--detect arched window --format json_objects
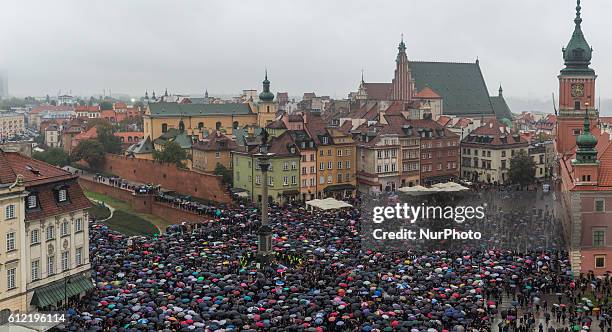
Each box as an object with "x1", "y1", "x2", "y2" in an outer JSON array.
[
  {"x1": 161, "y1": 123, "x2": 168, "y2": 133},
  {"x1": 233, "y1": 121, "x2": 239, "y2": 130},
  {"x1": 198, "y1": 122, "x2": 204, "y2": 130},
  {"x1": 179, "y1": 121, "x2": 185, "y2": 131},
  {"x1": 216, "y1": 121, "x2": 222, "y2": 130}
]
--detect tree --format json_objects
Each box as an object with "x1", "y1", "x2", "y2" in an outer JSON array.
[
  {"x1": 153, "y1": 141, "x2": 187, "y2": 167},
  {"x1": 96, "y1": 121, "x2": 122, "y2": 154},
  {"x1": 72, "y1": 140, "x2": 105, "y2": 169},
  {"x1": 508, "y1": 150, "x2": 536, "y2": 187},
  {"x1": 99, "y1": 101, "x2": 113, "y2": 110},
  {"x1": 214, "y1": 162, "x2": 233, "y2": 185},
  {"x1": 32, "y1": 148, "x2": 71, "y2": 167}
]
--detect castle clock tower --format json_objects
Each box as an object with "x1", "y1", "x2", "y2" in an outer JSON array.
[{"x1": 556, "y1": 0, "x2": 598, "y2": 155}]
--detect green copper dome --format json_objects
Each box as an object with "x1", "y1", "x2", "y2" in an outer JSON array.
[
  {"x1": 258, "y1": 71, "x2": 274, "y2": 102},
  {"x1": 562, "y1": 0, "x2": 594, "y2": 74},
  {"x1": 574, "y1": 109, "x2": 598, "y2": 164},
  {"x1": 576, "y1": 128, "x2": 597, "y2": 149}
]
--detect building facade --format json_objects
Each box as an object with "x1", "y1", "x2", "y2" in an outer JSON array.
[
  {"x1": 192, "y1": 131, "x2": 237, "y2": 173},
  {"x1": 460, "y1": 120, "x2": 529, "y2": 184},
  {"x1": 0, "y1": 112, "x2": 26, "y2": 137},
  {"x1": 414, "y1": 119, "x2": 460, "y2": 185},
  {"x1": 232, "y1": 131, "x2": 301, "y2": 204},
  {"x1": 0, "y1": 150, "x2": 92, "y2": 314}
]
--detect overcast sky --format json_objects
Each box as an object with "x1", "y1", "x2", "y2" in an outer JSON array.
[{"x1": 1, "y1": 0, "x2": 611, "y2": 103}]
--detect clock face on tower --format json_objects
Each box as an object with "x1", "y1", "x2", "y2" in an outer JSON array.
[{"x1": 571, "y1": 83, "x2": 585, "y2": 97}]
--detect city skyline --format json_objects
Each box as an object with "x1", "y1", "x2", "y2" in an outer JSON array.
[{"x1": 2, "y1": 0, "x2": 612, "y2": 108}]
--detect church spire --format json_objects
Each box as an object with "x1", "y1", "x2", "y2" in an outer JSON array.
[
  {"x1": 562, "y1": 0, "x2": 593, "y2": 73},
  {"x1": 259, "y1": 70, "x2": 274, "y2": 102},
  {"x1": 390, "y1": 36, "x2": 413, "y2": 101},
  {"x1": 498, "y1": 85, "x2": 503, "y2": 97}
]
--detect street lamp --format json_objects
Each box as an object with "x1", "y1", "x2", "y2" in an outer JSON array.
[
  {"x1": 254, "y1": 129, "x2": 275, "y2": 262},
  {"x1": 63, "y1": 273, "x2": 72, "y2": 310}
]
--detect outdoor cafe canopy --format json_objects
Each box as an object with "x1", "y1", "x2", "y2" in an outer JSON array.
[
  {"x1": 398, "y1": 182, "x2": 469, "y2": 195},
  {"x1": 305, "y1": 197, "x2": 353, "y2": 211}
]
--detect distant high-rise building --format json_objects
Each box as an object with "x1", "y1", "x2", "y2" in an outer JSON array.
[{"x1": 0, "y1": 69, "x2": 8, "y2": 99}]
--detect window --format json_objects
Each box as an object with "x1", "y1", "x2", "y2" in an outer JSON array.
[
  {"x1": 322, "y1": 137, "x2": 329, "y2": 144},
  {"x1": 327, "y1": 175, "x2": 332, "y2": 184},
  {"x1": 319, "y1": 162, "x2": 324, "y2": 171},
  {"x1": 328, "y1": 162, "x2": 333, "y2": 169},
  {"x1": 384, "y1": 164, "x2": 389, "y2": 172},
  {"x1": 215, "y1": 121, "x2": 222, "y2": 130},
  {"x1": 47, "y1": 256, "x2": 55, "y2": 276},
  {"x1": 337, "y1": 173, "x2": 342, "y2": 182},
  {"x1": 345, "y1": 160, "x2": 351, "y2": 169},
  {"x1": 32, "y1": 260, "x2": 40, "y2": 281},
  {"x1": 338, "y1": 161, "x2": 343, "y2": 169},
  {"x1": 31, "y1": 229, "x2": 40, "y2": 244},
  {"x1": 327, "y1": 149, "x2": 332, "y2": 156},
  {"x1": 283, "y1": 162, "x2": 289, "y2": 171},
  {"x1": 302, "y1": 179, "x2": 307, "y2": 187},
  {"x1": 215, "y1": 151, "x2": 221, "y2": 158},
  {"x1": 310, "y1": 154, "x2": 315, "y2": 161},
  {"x1": 501, "y1": 151, "x2": 506, "y2": 157},
  {"x1": 310, "y1": 178, "x2": 315, "y2": 186},
  {"x1": 61, "y1": 221, "x2": 69, "y2": 236},
  {"x1": 377, "y1": 151, "x2": 383, "y2": 159},
  {"x1": 593, "y1": 228, "x2": 606, "y2": 247},
  {"x1": 595, "y1": 255, "x2": 606, "y2": 269},
  {"x1": 7, "y1": 268, "x2": 16, "y2": 290},
  {"x1": 302, "y1": 167, "x2": 307, "y2": 175},
  {"x1": 6, "y1": 232, "x2": 15, "y2": 251},
  {"x1": 255, "y1": 175, "x2": 262, "y2": 185},
  {"x1": 58, "y1": 189, "x2": 67, "y2": 202},
  {"x1": 595, "y1": 199, "x2": 605, "y2": 212},
  {"x1": 161, "y1": 123, "x2": 168, "y2": 133},
  {"x1": 62, "y1": 251, "x2": 69, "y2": 271},
  {"x1": 337, "y1": 150, "x2": 342, "y2": 156},
  {"x1": 501, "y1": 160, "x2": 507, "y2": 169},
  {"x1": 384, "y1": 150, "x2": 389, "y2": 158},
  {"x1": 391, "y1": 150, "x2": 396, "y2": 158},
  {"x1": 75, "y1": 247, "x2": 83, "y2": 266},
  {"x1": 75, "y1": 218, "x2": 83, "y2": 232},
  {"x1": 377, "y1": 165, "x2": 382, "y2": 173},
  {"x1": 310, "y1": 166, "x2": 315, "y2": 173},
  {"x1": 319, "y1": 150, "x2": 323, "y2": 156},
  {"x1": 391, "y1": 163, "x2": 396, "y2": 172},
  {"x1": 573, "y1": 129, "x2": 581, "y2": 136},
  {"x1": 437, "y1": 163, "x2": 442, "y2": 171},
  {"x1": 291, "y1": 162, "x2": 297, "y2": 170},
  {"x1": 47, "y1": 226, "x2": 55, "y2": 240},
  {"x1": 283, "y1": 176, "x2": 289, "y2": 186},
  {"x1": 5, "y1": 205, "x2": 15, "y2": 220},
  {"x1": 319, "y1": 176, "x2": 325, "y2": 184},
  {"x1": 345, "y1": 149, "x2": 351, "y2": 156},
  {"x1": 574, "y1": 100, "x2": 581, "y2": 110},
  {"x1": 345, "y1": 173, "x2": 350, "y2": 181},
  {"x1": 291, "y1": 176, "x2": 297, "y2": 185},
  {"x1": 27, "y1": 195, "x2": 37, "y2": 209},
  {"x1": 268, "y1": 177, "x2": 274, "y2": 187}
]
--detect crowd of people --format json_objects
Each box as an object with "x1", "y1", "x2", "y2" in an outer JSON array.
[{"x1": 54, "y1": 187, "x2": 612, "y2": 332}]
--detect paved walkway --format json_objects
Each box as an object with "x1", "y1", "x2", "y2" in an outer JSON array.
[{"x1": 492, "y1": 294, "x2": 604, "y2": 331}]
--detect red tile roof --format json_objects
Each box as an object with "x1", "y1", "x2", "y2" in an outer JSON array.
[
  {"x1": 363, "y1": 83, "x2": 392, "y2": 100},
  {"x1": 437, "y1": 116, "x2": 452, "y2": 127},
  {"x1": 0, "y1": 150, "x2": 18, "y2": 185},
  {"x1": 462, "y1": 119, "x2": 526, "y2": 146},
  {"x1": 192, "y1": 131, "x2": 237, "y2": 151},
  {"x1": 414, "y1": 86, "x2": 442, "y2": 99},
  {"x1": 2, "y1": 152, "x2": 91, "y2": 219}
]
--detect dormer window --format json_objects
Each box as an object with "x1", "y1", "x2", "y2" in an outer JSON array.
[
  {"x1": 58, "y1": 189, "x2": 68, "y2": 202},
  {"x1": 322, "y1": 137, "x2": 329, "y2": 144},
  {"x1": 27, "y1": 195, "x2": 38, "y2": 209}
]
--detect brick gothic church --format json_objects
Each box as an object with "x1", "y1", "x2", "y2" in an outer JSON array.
[{"x1": 556, "y1": 0, "x2": 612, "y2": 274}]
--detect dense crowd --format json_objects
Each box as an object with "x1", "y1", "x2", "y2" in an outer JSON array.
[{"x1": 56, "y1": 192, "x2": 611, "y2": 331}]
